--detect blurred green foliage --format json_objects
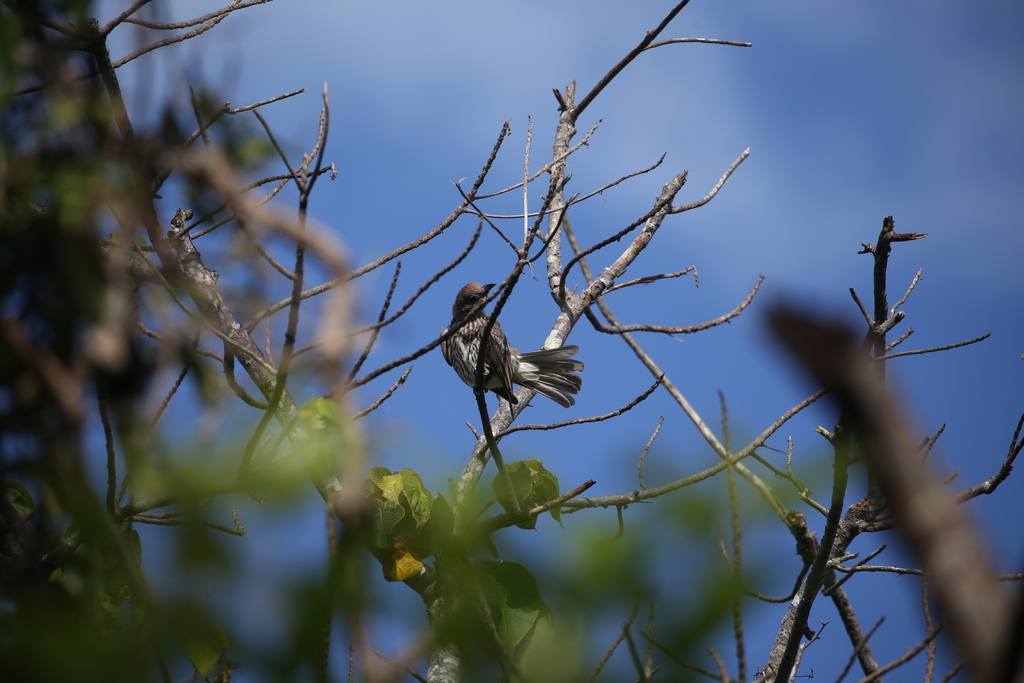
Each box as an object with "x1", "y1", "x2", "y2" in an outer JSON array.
[{"x1": 0, "y1": 2, "x2": 786, "y2": 682}]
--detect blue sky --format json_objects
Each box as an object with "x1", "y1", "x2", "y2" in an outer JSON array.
[{"x1": 92, "y1": 0, "x2": 1024, "y2": 680}]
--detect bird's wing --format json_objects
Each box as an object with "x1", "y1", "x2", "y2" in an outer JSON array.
[
  {"x1": 486, "y1": 321, "x2": 516, "y2": 399},
  {"x1": 440, "y1": 327, "x2": 452, "y2": 367}
]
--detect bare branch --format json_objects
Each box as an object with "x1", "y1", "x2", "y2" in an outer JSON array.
[
  {"x1": 851, "y1": 628, "x2": 942, "y2": 683},
  {"x1": 588, "y1": 602, "x2": 642, "y2": 683},
  {"x1": 745, "y1": 560, "x2": 811, "y2": 604},
  {"x1": 645, "y1": 37, "x2": 752, "y2": 50},
  {"x1": 474, "y1": 151, "x2": 661, "y2": 214},
  {"x1": 638, "y1": 417, "x2": 664, "y2": 490},
  {"x1": 850, "y1": 287, "x2": 874, "y2": 327},
  {"x1": 244, "y1": 121, "x2": 511, "y2": 331},
  {"x1": 118, "y1": 0, "x2": 271, "y2": 32},
  {"x1": 110, "y1": 3, "x2": 252, "y2": 70},
  {"x1": 641, "y1": 631, "x2": 722, "y2": 681},
  {"x1": 922, "y1": 580, "x2": 938, "y2": 683},
  {"x1": 875, "y1": 333, "x2": 990, "y2": 361},
  {"x1": 474, "y1": 120, "x2": 605, "y2": 201},
  {"x1": 834, "y1": 617, "x2": 885, "y2": 683},
  {"x1": 669, "y1": 148, "x2": 750, "y2": 213},
  {"x1": 938, "y1": 661, "x2": 966, "y2": 683},
  {"x1": 603, "y1": 267, "x2": 697, "y2": 295},
  {"x1": 723, "y1": 390, "x2": 748, "y2": 683},
  {"x1": 347, "y1": 262, "x2": 402, "y2": 383},
  {"x1": 956, "y1": 414, "x2": 1023, "y2": 502},
  {"x1": 131, "y1": 511, "x2": 245, "y2": 536},
  {"x1": 891, "y1": 268, "x2": 923, "y2": 312},
  {"x1": 354, "y1": 366, "x2": 413, "y2": 420},
  {"x1": 884, "y1": 327, "x2": 914, "y2": 351},
  {"x1": 590, "y1": 276, "x2": 762, "y2": 335},
  {"x1": 561, "y1": 181, "x2": 682, "y2": 292},
  {"x1": 351, "y1": 222, "x2": 483, "y2": 337},
  {"x1": 769, "y1": 307, "x2": 1007, "y2": 683},
  {"x1": 573, "y1": 0, "x2": 695, "y2": 118},
  {"x1": 497, "y1": 377, "x2": 662, "y2": 436},
  {"x1": 2, "y1": 317, "x2": 86, "y2": 424},
  {"x1": 373, "y1": 651, "x2": 428, "y2": 683},
  {"x1": 825, "y1": 545, "x2": 888, "y2": 593},
  {"x1": 135, "y1": 318, "x2": 223, "y2": 362}
]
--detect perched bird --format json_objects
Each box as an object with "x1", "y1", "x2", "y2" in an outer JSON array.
[{"x1": 441, "y1": 282, "x2": 583, "y2": 408}]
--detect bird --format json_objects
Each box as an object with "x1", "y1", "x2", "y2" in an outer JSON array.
[{"x1": 441, "y1": 282, "x2": 583, "y2": 408}]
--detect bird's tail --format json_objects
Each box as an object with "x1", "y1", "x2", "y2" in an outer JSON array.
[{"x1": 515, "y1": 345, "x2": 584, "y2": 408}]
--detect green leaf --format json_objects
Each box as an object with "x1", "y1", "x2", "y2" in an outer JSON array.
[
  {"x1": 103, "y1": 527, "x2": 142, "y2": 605},
  {"x1": 492, "y1": 464, "x2": 528, "y2": 517},
  {"x1": 399, "y1": 467, "x2": 425, "y2": 489},
  {"x1": 369, "y1": 498, "x2": 405, "y2": 548},
  {"x1": 411, "y1": 494, "x2": 454, "y2": 557},
  {"x1": 365, "y1": 467, "x2": 393, "y2": 490},
  {"x1": 98, "y1": 593, "x2": 124, "y2": 631},
  {"x1": 375, "y1": 473, "x2": 404, "y2": 503},
  {"x1": 493, "y1": 460, "x2": 561, "y2": 528},
  {"x1": 482, "y1": 561, "x2": 542, "y2": 607},
  {"x1": 293, "y1": 398, "x2": 346, "y2": 481},
  {"x1": 400, "y1": 468, "x2": 432, "y2": 529},
  {"x1": 185, "y1": 624, "x2": 228, "y2": 678},
  {"x1": 299, "y1": 396, "x2": 344, "y2": 431},
  {"x1": 481, "y1": 561, "x2": 548, "y2": 650},
  {"x1": 515, "y1": 606, "x2": 557, "y2": 666},
  {"x1": 537, "y1": 468, "x2": 561, "y2": 524},
  {"x1": 500, "y1": 603, "x2": 540, "y2": 650},
  {"x1": 537, "y1": 468, "x2": 559, "y2": 502},
  {"x1": 481, "y1": 534, "x2": 499, "y2": 558},
  {"x1": 2, "y1": 479, "x2": 34, "y2": 518},
  {"x1": 480, "y1": 573, "x2": 508, "y2": 623}
]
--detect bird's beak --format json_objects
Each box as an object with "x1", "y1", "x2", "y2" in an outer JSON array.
[{"x1": 483, "y1": 283, "x2": 496, "y2": 293}]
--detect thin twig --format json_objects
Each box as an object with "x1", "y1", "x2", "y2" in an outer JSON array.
[
  {"x1": 641, "y1": 631, "x2": 722, "y2": 680},
  {"x1": 834, "y1": 617, "x2": 885, "y2": 683},
  {"x1": 99, "y1": 385, "x2": 117, "y2": 512},
  {"x1": 874, "y1": 334, "x2": 990, "y2": 361},
  {"x1": 937, "y1": 661, "x2": 966, "y2": 683},
  {"x1": 475, "y1": 480, "x2": 597, "y2": 538},
  {"x1": 149, "y1": 364, "x2": 190, "y2": 431},
  {"x1": 824, "y1": 545, "x2": 888, "y2": 595},
  {"x1": 130, "y1": 513, "x2": 245, "y2": 536},
  {"x1": 243, "y1": 122, "x2": 510, "y2": 332},
  {"x1": 590, "y1": 277, "x2": 762, "y2": 335},
  {"x1": 498, "y1": 378, "x2": 662, "y2": 436},
  {"x1": 720, "y1": 391, "x2": 747, "y2": 683},
  {"x1": 117, "y1": 0, "x2": 269, "y2": 31},
  {"x1": 884, "y1": 328, "x2": 914, "y2": 351},
  {"x1": 573, "y1": 0, "x2": 695, "y2": 117},
  {"x1": 588, "y1": 602, "x2": 640, "y2": 683},
  {"x1": 373, "y1": 651, "x2": 427, "y2": 683},
  {"x1": 346, "y1": 262, "x2": 402, "y2": 382},
  {"x1": 922, "y1": 580, "x2": 937, "y2": 683},
  {"x1": 354, "y1": 367, "x2": 413, "y2": 420},
  {"x1": 957, "y1": 412, "x2": 1024, "y2": 501},
  {"x1": 744, "y1": 559, "x2": 811, "y2": 604},
  {"x1": 645, "y1": 37, "x2": 752, "y2": 49},
  {"x1": 638, "y1": 417, "x2": 664, "y2": 490},
  {"x1": 603, "y1": 267, "x2": 697, "y2": 295},
  {"x1": 850, "y1": 627, "x2": 942, "y2": 683},
  {"x1": 891, "y1": 268, "x2": 923, "y2": 312},
  {"x1": 669, "y1": 148, "x2": 750, "y2": 213}
]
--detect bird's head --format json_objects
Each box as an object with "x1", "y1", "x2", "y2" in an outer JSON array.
[{"x1": 452, "y1": 282, "x2": 495, "y2": 318}]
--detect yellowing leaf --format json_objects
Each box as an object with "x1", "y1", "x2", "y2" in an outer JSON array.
[{"x1": 383, "y1": 545, "x2": 424, "y2": 582}]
